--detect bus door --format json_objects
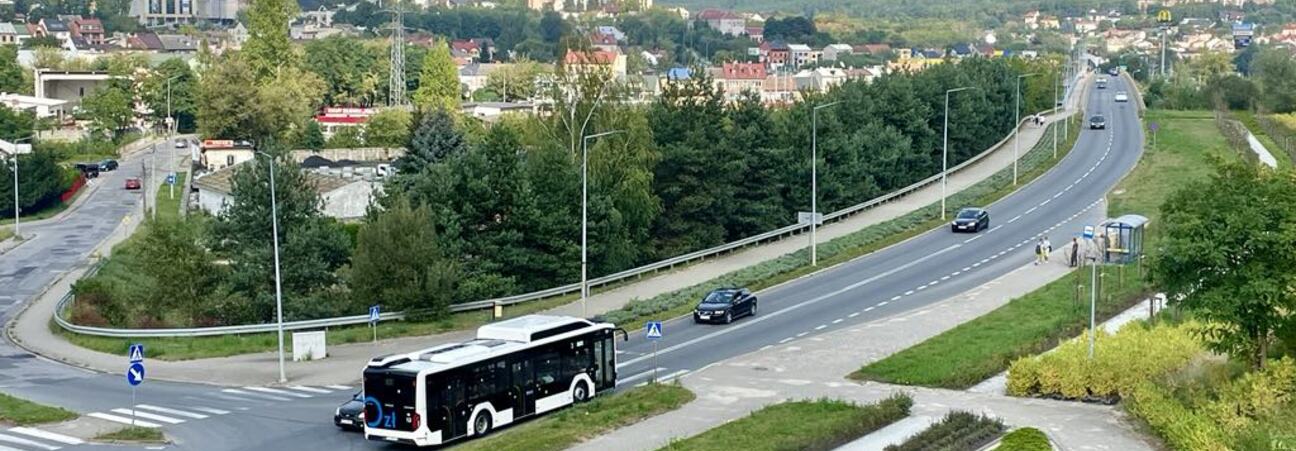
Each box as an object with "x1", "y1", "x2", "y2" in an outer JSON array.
[
  {"x1": 425, "y1": 374, "x2": 450, "y2": 438},
  {"x1": 437, "y1": 377, "x2": 468, "y2": 439},
  {"x1": 594, "y1": 334, "x2": 616, "y2": 389},
  {"x1": 510, "y1": 359, "x2": 534, "y2": 417}
]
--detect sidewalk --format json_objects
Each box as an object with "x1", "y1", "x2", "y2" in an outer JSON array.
[
  {"x1": 569, "y1": 244, "x2": 1157, "y2": 451},
  {"x1": 10, "y1": 79, "x2": 1094, "y2": 387}
]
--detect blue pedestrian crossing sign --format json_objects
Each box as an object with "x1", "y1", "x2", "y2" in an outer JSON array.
[
  {"x1": 126, "y1": 362, "x2": 145, "y2": 386},
  {"x1": 128, "y1": 344, "x2": 145, "y2": 363},
  {"x1": 166, "y1": 173, "x2": 176, "y2": 185},
  {"x1": 369, "y1": 305, "x2": 381, "y2": 324},
  {"x1": 645, "y1": 321, "x2": 663, "y2": 340}
]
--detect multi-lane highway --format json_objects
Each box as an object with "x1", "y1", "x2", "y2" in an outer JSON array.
[{"x1": 0, "y1": 72, "x2": 1142, "y2": 450}]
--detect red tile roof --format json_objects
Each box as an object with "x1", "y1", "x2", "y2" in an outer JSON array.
[
  {"x1": 564, "y1": 50, "x2": 617, "y2": 65},
  {"x1": 698, "y1": 9, "x2": 741, "y2": 21},
  {"x1": 721, "y1": 62, "x2": 766, "y2": 80}
]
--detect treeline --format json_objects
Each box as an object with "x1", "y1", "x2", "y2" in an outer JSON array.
[{"x1": 1114, "y1": 46, "x2": 1296, "y2": 114}]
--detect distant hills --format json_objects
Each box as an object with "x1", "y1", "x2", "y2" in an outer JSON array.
[{"x1": 659, "y1": 0, "x2": 1138, "y2": 21}]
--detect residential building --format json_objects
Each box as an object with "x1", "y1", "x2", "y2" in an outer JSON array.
[
  {"x1": 33, "y1": 70, "x2": 121, "y2": 112},
  {"x1": 888, "y1": 48, "x2": 945, "y2": 72},
  {"x1": 0, "y1": 23, "x2": 18, "y2": 45},
  {"x1": 745, "y1": 26, "x2": 764, "y2": 43},
  {"x1": 195, "y1": 162, "x2": 378, "y2": 219},
  {"x1": 562, "y1": 50, "x2": 627, "y2": 80},
  {"x1": 787, "y1": 44, "x2": 818, "y2": 67},
  {"x1": 596, "y1": 26, "x2": 625, "y2": 41},
  {"x1": 761, "y1": 74, "x2": 798, "y2": 105},
  {"x1": 590, "y1": 32, "x2": 619, "y2": 53},
  {"x1": 158, "y1": 34, "x2": 199, "y2": 52},
  {"x1": 759, "y1": 40, "x2": 790, "y2": 69},
  {"x1": 822, "y1": 43, "x2": 854, "y2": 61},
  {"x1": 794, "y1": 67, "x2": 849, "y2": 92},
  {"x1": 461, "y1": 101, "x2": 539, "y2": 122},
  {"x1": 451, "y1": 39, "x2": 481, "y2": 61},
  {"x1": 855, "y1": 43, "x2": 892, "y2": 56},
  {"x1": 712, "y1": 62, "x2": 765, "y2": 100},
  {"x1": 0, "y1": 93, "x2": 68, "y2": 119},
  {"x1": 69, "y1": 17, "x2": 105, "y2": 46},
  {"x1": 129, "y1": 0, "x2": 242, "y2": 26},
  {"x1": 39, "y1": 18, "x2": 71, "y2": 41},
  {"x1": 314, "y1": 107, "x2": 377, "y2": 139},
  {"x1": 198, "y1": 139, "x2": 255, "y2": 172},
  {"x1": 458, "y1": 63, "x2": 508, "y2": 97},
  {"x1": 697, "y1": 9, "x2": 745, "y2": 36}
]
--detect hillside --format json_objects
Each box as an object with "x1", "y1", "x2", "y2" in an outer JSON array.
[{"x1": 659, "y1": 0, "x2": 1135, "y2": 21}]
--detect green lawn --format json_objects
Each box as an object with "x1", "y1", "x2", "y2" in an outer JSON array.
[
  {"x1": 93, "y1": 426, "x2": 165, "y2": 443},
  {"x1": 0, "y1": 227, "x2": 12, "y2": 243},
  {"x1": 659, "y1": 395, "x2": 912, "y2": 451},
  {"x1": 154, "y1": 173, "x2": 187, "y2": 221},
  {"x1": 453, "y1": 383, "x2": 694, "y2": 451},
  {"x1": 854, "y1": 109, "x2": 1239, "y2": 389},
  {"x1": 0, "y1": 393, "x2": 78, "y2": 425}
]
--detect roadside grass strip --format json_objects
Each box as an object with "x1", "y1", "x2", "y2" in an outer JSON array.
[
  {"x1": 93, "y1": 426, "x2": 166, "y2": 443},
  {"x1": 850, "y1": 264, "x2": 1146, "y2": 389},
  {"x1": 0, "y1": 393, "x2": 78, "y2": 426},
  {"x1": 882, "y1": 410, "x2": 1005, "y2": 451},
  {"x1": 995, "y1": 427, "x2": 1052, "y2": 451},
  {"x1": 659, "y1": 394, "x2": 912, "y2": 451},
  {"x1": 452, "y1": 383, "x2": 694, "y2": 451}
]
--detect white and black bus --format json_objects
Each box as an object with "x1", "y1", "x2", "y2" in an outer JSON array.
[{"x1": 362, "y1": 315, "x2": 625, "y2": 447}]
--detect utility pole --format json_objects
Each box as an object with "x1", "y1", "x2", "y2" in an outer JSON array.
[
  {"x1": 580, "y1": 130, "x2": 623, "y2": 318},
  {"x1": 1053, "y1": 70, "x2": 1060, "y2": 158},
  {"x1": 256, "y1": 151, "x2": 287, "y2": 383},
  {"x1": 1088, "y1": 257, "x2": 1098, "y2": 359},
  {"x1": 942, "y1": 87, "x2": 974, "y2": 220},
  {"x1": 1013, "y1": 73, "x2": 1039, "y2": 185}
]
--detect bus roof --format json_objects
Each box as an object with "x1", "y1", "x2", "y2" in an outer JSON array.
[{"x1": 366, "y1": 315, "x2": 604, "y2": 375}]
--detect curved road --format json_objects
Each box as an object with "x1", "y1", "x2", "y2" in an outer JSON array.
[{"x1": 0, "y1": 74, "x2": 1140, "y2": 450}]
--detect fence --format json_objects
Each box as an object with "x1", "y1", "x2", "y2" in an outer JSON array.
[
  {"x1": 1214, "y1": 110, "x2": 1258, "y2": 164},
  {"x1": 1256, "y1": 114, "x2": 1296, "y2": 165},
  {"x1": 56, "y1": 78, "x2": 1091, "y2": 338}
]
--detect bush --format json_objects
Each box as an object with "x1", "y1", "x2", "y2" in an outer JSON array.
[
  {"x1": 996, "y1": 427, "x2": 1052, "y2": 451},
  {"x1": 884, "y1": 411, "x2": 1004, "y2": 451},
  {"x1": 1200, "y1": 357, "x2": 1296, "y2": 432},
  {"x1": 1125, "y1": 381, "x2": 1230, "y2": 451},
  {"x1": 1006, "y1": 321, "x2": 1204, "y2": 401}
]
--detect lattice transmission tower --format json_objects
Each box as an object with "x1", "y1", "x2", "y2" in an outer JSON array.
[{"x1": 386, "y1": 5, "x2": 408, "y2": 108}]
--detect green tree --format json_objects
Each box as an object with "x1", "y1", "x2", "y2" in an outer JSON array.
[
  {"x1": 140, "y1": 58, "x2": 198, "y2": 133},
  {"x1": 396, "y1": 108, "x2": 466, "y2": 172},
  {"x1": 243, "y1": 0, "x2": 300, "y2": 80},
  {"x1": 1150, "y1": 163, "x2": 1296, "y2": 369},
  {"x1": 485, "y1": 59, "x2": 542, "y2": 101},
  {"x1": 325, "y1": 125, "x2": 363, "y2": 149},
  {"x1": 0, "y1": 151, "x2": 66, "y2": 218},
  {"x1": 301, "y1": 120, "x2": 325, "y2": 151},
  {"x1": 197, "y1": 55, "x2": 259, "y2": 139},
  {"x1": 80, "y1": 79, "x2": 134, "y2": 140},
  {"x1": 412, "y1": 40, "x2": 461, "y2": 112},
  {"x1": 1252, "y1": 47, "x2": 1296, "y2": 114},
  {"x1": 350, "y1": 199, "x2": 458, "y2": 317},
  {"x1": 131, "y1": 218, "x2": 218, "y2": 325},
  {"x1": 210, "y1": 151, "x2": 351, "y2": 323},
  {"x1": 252, "y1": 66, "x2": 327, "y2": 144},
  {"x1": 363, "y1": 108, "x2": 412, "y2": 148},
  {"x1": 304, "y1": 36, "x2": 384, "y2": 106},
  {"x1": 0, "y1": 45, "x2": 25, "y2": 94},
  {"x1": 0, "y1": 105, "x2": 34, "y2": 141}
]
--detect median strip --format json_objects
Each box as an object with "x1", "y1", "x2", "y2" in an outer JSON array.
[{"x1": 657, "y1": 394, "x2": 911, "y2": 451}]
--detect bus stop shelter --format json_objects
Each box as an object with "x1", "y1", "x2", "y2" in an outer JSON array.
[{"x1": 1100, "y1": 214, "x2": 1148, "y2": 264}]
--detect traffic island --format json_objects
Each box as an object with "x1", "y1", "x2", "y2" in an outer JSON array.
[
  {"x1": 657, "y1": 395, "x2": 911, "y2": 451},
  {"x1": 0, "y1": 392, "x2": 78, "y2": 425},
  {"x1": 93, "y1": 426, "x2": 167, "y2": 444}
]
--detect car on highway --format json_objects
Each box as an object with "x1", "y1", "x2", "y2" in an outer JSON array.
[
  {"x1": 694, "y1": 288, "x2": 757, "y2": 324},
  {"x1": 1108, "y1": 67, "x2": 1120, "y2": 76},
  {"x1": 125, "y1": 178, "x2": 142, "y2": 190},
  {"x1": 175, "y1": 139, "x2": 187, "y2": 148},
  {"x1": 1089, "y1": 114, "x2": 1106, "y2": 129},
  {"x1": 334, "y1": 392, "x2": 364, "y2": 431},
  {"x1": 98, "y1": 159, "x2": 118, "y2": 171},
  {"x1": 1096, "y1": 77, "x2": 1107, "y2": 89},
  {"x1": 950, "y1": 207, "x2": 990, "y2": 233},
  {"x1": 1115, "y1": 92, "x2": 1129, "y2": 102}
]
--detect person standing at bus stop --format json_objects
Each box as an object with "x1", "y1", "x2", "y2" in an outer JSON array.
[{"x1": 1069, "y1": 237, "x2": 1080, "y2": 267}]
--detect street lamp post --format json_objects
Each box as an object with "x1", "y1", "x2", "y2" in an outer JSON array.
[
  {"x1": 1054, "y1": 70, "x2": 1060, "y2": 159},
  {"x1": 810, "y1": 101, "x2": 842, "y2": 267},
  {"x1": 6, "y1": 136, "x2": 33, "y2": 238},
  {"x1": 942, "y1": 87, "x2": 974, "y2": 221},
  {"x1": 580, "y1": 130, "x2": 623, "y2": 318},
  {"x1": 256, "y1": 151, "x2": 287, "y2": 383},
  {"x1": 1013, "y1": 72, "x2": 1040, "y2": 185},
  {"x1": 166, "y1": 75, "x2": 180, "y2": 201}
]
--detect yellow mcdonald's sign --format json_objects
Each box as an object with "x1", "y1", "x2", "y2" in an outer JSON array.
[{"x1": 1157, "y1": 9, "x2": 1172, "y2": 23}]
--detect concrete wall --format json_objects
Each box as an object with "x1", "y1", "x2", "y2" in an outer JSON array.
[
  {"x1": 202, "y1": 149, "x2": 254, "y2": 171},
  {"x1": 37, "y1": 77, "x2": 112, "y2": 111},
  {"x1": 196, "y1": 188, "x2": 230, "y2": 215},
  {"x1": 321, "y1": 181, "x2": 379, "y2": 219},
  {"x1": 290, "y1": 148, "x2": 405, "y2": 163}
]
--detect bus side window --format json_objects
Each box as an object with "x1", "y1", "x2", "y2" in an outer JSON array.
[
  {"x1": 511, "y1": 360, "x2": 532, "y2": 387},
  {"x1": 469, "y1": 363, "x2": 497, "y2": 399},
  {"x1": 535, "y1": 352, "x2": 560, "y2": 386},
  {"x1": 563, "y1": 342, "x2": 592, "y2": 378}
]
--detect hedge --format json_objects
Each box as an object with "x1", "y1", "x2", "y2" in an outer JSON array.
[
  {"x1": 996, "y1": 427, "x2": 1052, "y2": 451},
  {"x1": 883, "y1": 410, "x2": 1004, "y2": 451},
  {"x1": 1006, "y1": 321, "x2": 1204, "y2": 401},
  {"x1": 660, "y1": 394, "x2": 913, "y2": 451}
]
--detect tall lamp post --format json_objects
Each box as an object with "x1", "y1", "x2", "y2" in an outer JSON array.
[
  {"x1": 165, "y1": 75, "x2": 181, "y2": 200},
  {"x1": 6, "y1": 136, "x2": 34, "y2": 238},
  {"x1": 1053, "y1": 70, "x2": 1060, "y2": 159},
  {"x1": 255, "y1": 151, "x2": 287, "y2": 383},
  {"x1": 1013, "y1": 72, "x2": 1040, "y2": 185},
  {"x1": 580, "y1": 130, "x2": 623, "y2": 318},
  {"x1": 810, "y1": 100, "x2": 842, "y2": 267},
  {"x1": 942, "y1": 87, "x2": 974, "y2": 220}
]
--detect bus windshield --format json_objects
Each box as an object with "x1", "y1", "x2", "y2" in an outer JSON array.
[{"x1": 363, "y1": 368, "x2": 418, "y2": 431}]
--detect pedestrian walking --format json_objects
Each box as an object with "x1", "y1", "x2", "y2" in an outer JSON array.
[
  {"x1": 1043, "y1": 236, "x2": 1052, "y2": 263},
  {"x1": 1034, "y1": 239, "x2": 1045, "y2": 265},
  {"x1": 1069, "y1": 237, "x2": 1080, "y2": 267}
]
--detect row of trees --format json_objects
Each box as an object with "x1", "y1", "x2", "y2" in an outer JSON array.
[{"x1": 1122, "y1": 46, "x2": 1296, "y2": 114}]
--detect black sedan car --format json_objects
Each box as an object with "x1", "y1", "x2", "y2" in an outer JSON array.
[
  {"x1": 1089, "y1": 114, "x2": 1106, "y2": 130},
  {"x1": 951, "y1": 207, "x2": 990, "y2": 233},
  {"x1": 334, "y1": 392, "x2": 365, "y2": 431},
  {"x1": 694, "y1": 288, "x2": 757, "y2": 324},
  {"x1": 98, "y1": 159, "x2": 118, "y2": 171}
]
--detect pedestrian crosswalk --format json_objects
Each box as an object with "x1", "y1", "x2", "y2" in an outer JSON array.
[{"x1": 0, "y1": 385, "x2": 356, "y2": 450}]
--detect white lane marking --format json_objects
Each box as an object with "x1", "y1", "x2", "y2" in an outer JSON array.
[
  {"x1": 963, "y1": 235, "x2": 983, "y2": 243},
  {"x1": 1025, "y1": 207, "x2": 1038, "y2": 214},
  {"x1": 930, "y1": 280, "x2": 940, "y2": 286},
  {"x1": 916, "y1": 284, "x2": 928, "y2": 291},
  {"x1": 814, "y1": 325, "x2": 827, "y2": 330},
  {"x1": 962, "y1": 266, "x2": 971, "y2": 272},
  {"x1": 134, "y1": 405, "x2": 209, "y2": 419},
  {"x1": 189, "y1": 406, "x2": 231, "y2": 415},
  {"x1": 759, "y1": 345, "x2": 773, "y2": 351},
  {"x1": 0, "y1": 443, "x2": 23, "y2": 451},
  {"x1": 110, "y1": 408, "x2": 185, "y2": 424},
  {"x1": 1053, "y1": 192, "x2": 1063, "y2": 199},
  {"x1": 325, "y1": 385, "x2": 353, "y2": 391},
  {"x1": 890, "y1": 295, "x2": 902, "y2": 301},
  {"x1": 903, "y1": 290, "x2": 914, "y2": 296},
  {"x1": 1007, "y1": 215, "x2": 1021, "y2": 224},
  {"x1": 940, "y1": 275, "x2": 950, "y2": 281},
  {"x1": 0, "y1": 433, "x2": 60, "y2": 450},
  {"x1": 618, "y1": 368, "x2": 666, "y2": 386},
  {"x1": 244, "y1": 387, "x2": 311, "y2": 398},
  {"x1": 796, "y1": 332, "x2": 808, "y2": 337},
  {"x1": 287, "y1": 386, "x2": 333, "y2": 394},
  {"x1": 658, "y1": 370, "x2": 689, "y2": 383},
  {"x1": 952, "y1": 271, "x2": 961, "y2": 276},
  {"x1": 222, "y1": 388, "x2": 290, "y2": 401},
  {"x1": 8, "y1": 428, "x2": 83, "y2": 445},
  {"x1": 832, "y1": 319, "x2": 844, "y2": 324},
  {"x1": 621, "y1": 243, "x2": 965, "y2": 368},
  {"x1": 848, "y1": 312, "x2": 860, "y2": 318},
  {"x1": 988, "y1": 225, "x2": 1003, "y2": 233},
  {"x1": 1040, "y1": 199, "x2": 1051, "y2": 206},
  {"x1": 877, "y1": 301, "x2": 889, "y2": 307},
  {"x1": 779, "y1": 337, "x2": 794, "y2": 344},
  {"x1": 87, "y1": 412, "x2": 161, "y2": 428}
]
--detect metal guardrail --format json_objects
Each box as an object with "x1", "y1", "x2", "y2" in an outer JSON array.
[{"x1": 56, "y1": 85, "x2": 1085, "y2": 338}]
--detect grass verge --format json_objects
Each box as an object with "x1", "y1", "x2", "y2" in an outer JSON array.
[
  {"x1": 660, "y1": 394, "x2": 912, "y2": 451},
  {"x1": 601, "y1": 117, "x2": 1082, "y2": 331},
  {"x1": 60, "y1": 116, "x2": 1079, "y2": 359},
  {"x1": 1237, "y1": 110, "x2": 1291, "y2": 168},
  {"x1": 884, "y1": 410, "x2": 1004, "y2": 451},
  {"x1": 453, "y1": 383, "x2": 694, "y2": 451},
  {"x1": 93, "y1": 426, "x2": 165, "y2": 443},
  {"x1": 0, "y1": 393, "x2": 78, "y2": 425},
  {"x1": 154, "y1": 173, "x2": 187, "y2": 221},
  {"x1": 0, "y1": 227, "x2": 12, "y2": 243}
]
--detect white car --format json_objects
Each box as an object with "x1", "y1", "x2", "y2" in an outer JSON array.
[{"x1": 1115, "y1": 92, "x2": 1129, "y2": 102}]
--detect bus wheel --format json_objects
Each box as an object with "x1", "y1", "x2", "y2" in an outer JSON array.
[
  {"x1": 473, "y1": 411, "x2": 492, "y2": 436},
  {"x1": 573, "y1": 381, "x2": 591, "y2": 403}
]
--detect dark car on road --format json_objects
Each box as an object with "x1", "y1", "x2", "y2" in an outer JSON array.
[
  {"x1": 1089, "y1": 114, "x2": 1106, "y2": 130},
  {"x1": 98, "y1": 159, "x2": 118, "y2": 171},
  {"x1": 694, "y1": 288, "x2": 757, "y2": 324},
  {"x1": 334, "y1": 392, "x2": 364, "y2": 431},
  {"x1": 951, "y1": 207, "x2": 990, "y2": 233},
  {"x1": 74, "y1": 162, "x2": 100, "y2": 178}
]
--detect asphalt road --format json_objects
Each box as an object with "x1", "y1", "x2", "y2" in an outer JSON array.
[{"x1": 0, "y1": 73, "x2": 1141, "y2": 451}]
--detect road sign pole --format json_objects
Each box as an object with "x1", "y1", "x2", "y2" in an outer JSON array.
[
  {"x1": 652, "y1": 340, "x2": 658, "y2": 383},
  {"x1": 131, "y1": 385, "x2": 136, "y2": 427}
]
